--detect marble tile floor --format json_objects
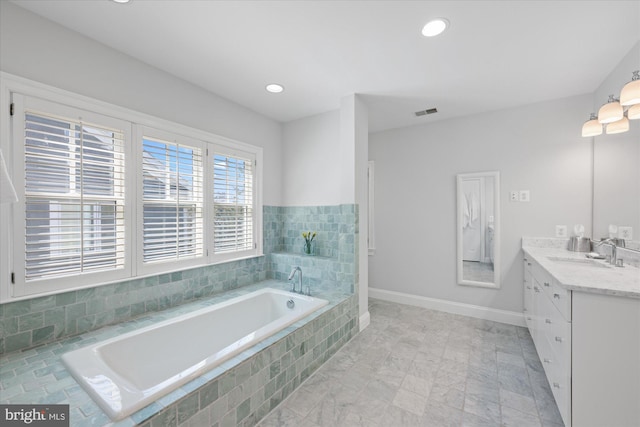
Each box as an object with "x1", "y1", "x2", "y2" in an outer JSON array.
[{"x1": 258, "y1": 298, "x2": 564, "y2": 427}]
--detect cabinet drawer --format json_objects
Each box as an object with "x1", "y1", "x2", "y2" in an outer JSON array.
[
  {"x1": 548, "y1": 280, "x2": 571, "y2": 321},
  {"x1": 547, "y1": 312, "x2": 571, "y2": 361},
  {"x1": 548, "y1": 361, "x2": 571, "y2": 427},
  {"x1": 527, "y1": 258, "x2": 572, "y2": 321},
  {"x1": 530, "y1": 258, "x2": 551, "y2": 285}
]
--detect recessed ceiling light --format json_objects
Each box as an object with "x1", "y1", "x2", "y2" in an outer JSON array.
[
  {"x1": 266, "y1": 83, "x2": 284, "y2": 93},
  {"x1": 111, "y1": 0, "x2": 132, "y2": 3},
  {"x1": 422, "y1": 18, "x2": 449, "y2": 37}
]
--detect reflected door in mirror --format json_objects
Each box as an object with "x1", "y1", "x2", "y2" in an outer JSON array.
[{"x1": 457, "y1": 171, "x2": 500, "y2": 288}]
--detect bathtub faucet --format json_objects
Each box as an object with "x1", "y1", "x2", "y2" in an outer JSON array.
[{"x1": 288, "y1": 266, "x2": 303, "y2": 294}]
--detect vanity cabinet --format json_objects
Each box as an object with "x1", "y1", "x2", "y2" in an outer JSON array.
[
  {"x1": 524, "y1": 250, "x2": 640, "y2": 427},
  {"x1": 572, "y1": 292, "x2": 640, "y2": 427},
  {"x1": 523, "y1": 256, "x2": 571, "y2": 426}
]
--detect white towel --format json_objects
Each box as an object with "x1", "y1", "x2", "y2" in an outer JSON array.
[
  {"x1": 462, "y1": 194, "x2": 470, "y2": 228},
  {"x1": 0, "y1": 149, "x2": 18, "y2": 204},
  {"x1": 469, "y1": 192, "x2": 479, "y2": 223}
]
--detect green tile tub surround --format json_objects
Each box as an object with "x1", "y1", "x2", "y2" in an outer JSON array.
[
  {"x1": 1, "y1": 204, "x2": 358, "y2": 355},
  {"x1": 264, "y1": 205, "x2": 358, "y2": 259},
  {"x1": 0, "y1": 280, "x2": 358, "y2": 427},
  {"x1": 265, "y1": 205, "x2": 358, "y2": 295},
  {"x1": 0, "y1": 255, "x2": 268, "y2": 354}
]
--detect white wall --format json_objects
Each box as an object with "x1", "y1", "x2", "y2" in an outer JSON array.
[
  {"x1": 591, "y1": 42, "x2": 640, "y2": 242},
  {"x1": 369, "y1": 94, "x2": 593, "y2": 313},
  {"x1": 281, "y1": 110, "x2": 341, "y2": 206},
  {"x1": 0, "y1": 1, "x2": 283, "y2": 205},
  {"x1": 281, "y1": 95, "x2": 370, "y2": 324}
]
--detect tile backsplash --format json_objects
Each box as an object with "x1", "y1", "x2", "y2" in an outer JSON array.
[
  {"x1": 0, "y1": 256, "x2": 268, "y2": 354},
  {"x1": 265, "y1": 205, "x2": 358, "y2": 295}
]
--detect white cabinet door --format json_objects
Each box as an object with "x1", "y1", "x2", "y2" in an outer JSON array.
[{"x1": 572, "y1": 292, "x2": 640, "y2": 427}]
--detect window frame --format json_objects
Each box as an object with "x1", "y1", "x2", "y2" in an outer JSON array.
[
  {"x1": 0, "y1": 72, "x2": 263, "y2": 303},
  {"x1": 9, "y1": 94, "x2": 134, "y2": 297},
  {"x1": 209, "y1": 143, "x2": 260, "y2": 264},
  {"x1": 136, "y1": 126, "x2": 208, "y2": 276}
]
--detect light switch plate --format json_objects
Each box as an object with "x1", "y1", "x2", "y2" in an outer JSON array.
[
  {"x1": 618, "y1": 226, "x2": 633, "y2": 240},
  {"x1": 556, "y1": 225, "x2": 567, "y2": 238},
  {"x1": 519, "y1": 190, "x2": 530, "y2": 202},
  {"x1": 510, "y1": 191, "x2": 519, "y2": 202}
]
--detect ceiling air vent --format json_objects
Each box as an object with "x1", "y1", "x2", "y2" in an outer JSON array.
[{"x1": 415, "y1": 108, "x2": 438, "y2": 117}]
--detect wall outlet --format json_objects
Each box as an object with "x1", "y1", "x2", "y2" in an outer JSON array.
[
  {"x1": 510, "y1": 191, "x2": 520, "y2": 202},
  {"x1": 555, "y1": 225, "x2": 568, "y2": 238},
  {"x1": 519, "y1": 190, "x2": 530, "y2": 202},
  {"x1": 618, "y1": 226, "x2": 633, "y2": 240}
]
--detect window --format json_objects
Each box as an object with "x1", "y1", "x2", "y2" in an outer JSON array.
[
  {"x1": 24, "y1": 112, "x2": 126, "y2": 279},
  {"x1": 3, "y1": 78, "x2": 262, "y2": 301},
  {"x1": 141, "y1": 135, "x2": 203, "y2": 264},
  {"x1": 213, "y1": 151, "x2": 255, "y2": 254},
  {"x1": 10, "y1": 95, "x2": 132, "y2": 297}
]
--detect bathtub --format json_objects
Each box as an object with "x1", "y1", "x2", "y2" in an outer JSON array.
[{"x1": 61, "y1": 288, "x2": 328, "y2": 421}]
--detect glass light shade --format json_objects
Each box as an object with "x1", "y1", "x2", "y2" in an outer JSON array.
[
  {"x1": 581, "y1": 116, "x2": 602, "y2": 137},
  {"x1": 598, "y1": 96, "x2": 623, "y2": 124},
  {"x1": 605, "y1": 116, "x2": 629, "y2": 134},
  {"x1": 620, "y1": 71, "x2": 640, "y2": 106},
  {"x1": 628, "y1": 103, "x2": 640, "y2": 120}
]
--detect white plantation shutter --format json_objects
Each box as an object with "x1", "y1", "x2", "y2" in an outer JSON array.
[
  {"x1": 5, "y1": 81, "x2": 262, "y2": 299},
  {"x1": 213, "y1": 152, "x2": 254, "y2": 253},
  {"x1": 23, "y1": 112, "x2": 126, "y2": 281},
  {"x1": 142, "y1": 138, "x2": 203, "y2": 262}
]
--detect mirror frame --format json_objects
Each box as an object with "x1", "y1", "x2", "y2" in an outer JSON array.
[{"x1": 456, "y1": 171, "x2": 501, "y2": 289}]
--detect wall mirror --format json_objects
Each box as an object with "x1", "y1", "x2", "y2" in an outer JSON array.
[
  {"x1": 592, "y1": 125, "x2": 640, "y2": 252},
  {"x1": 456, "y1": 171, "x2": 501, "y2": 288},
  {"x1": 591, "y1": 47, "x2": 639, "y2": 252}
]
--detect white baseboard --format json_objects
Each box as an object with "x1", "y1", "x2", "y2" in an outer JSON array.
[
  {"x1": 359, "y1": 311, "x2": 370, "y2": 331},
  {"x1": 368, "y1": 287, "x2": 525, "y2": 327}
]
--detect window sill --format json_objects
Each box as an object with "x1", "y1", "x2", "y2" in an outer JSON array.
[{"x1": 270, "y1": 251, "x2": 336, "y2": 261}]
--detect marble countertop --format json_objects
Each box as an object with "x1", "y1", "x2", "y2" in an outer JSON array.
[{"x1": 522, "y1": 246, "x2": 640, "y2": 298}]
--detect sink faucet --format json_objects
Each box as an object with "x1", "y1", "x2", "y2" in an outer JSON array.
[
  {"x1": 595, "y1": 238, "x2": 617, "y2": 265},
  {"x1": 288, "y1": 266, "x2": 302, "y2": 294}
]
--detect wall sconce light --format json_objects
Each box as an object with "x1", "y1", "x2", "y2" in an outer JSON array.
[
  {"x1": 581, "y1": 113, "x2": 602, "y2": 137},
  {"x1": 605, "y1": 116, "x2": 630, "y2": 135},
  {"x1": 598, "y1": 95, "x2": 623, "y2": 124},
  {"x1": 620, "y1": 70, "x2": 640, "y2": 107},
  {"x1": 582, "y1": 70, "x2": 640, "y2": 137}
]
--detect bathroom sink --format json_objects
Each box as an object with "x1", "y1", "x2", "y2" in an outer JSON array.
[{"x1": 546, "y1": 256, "x2": 611, "y2": 268}]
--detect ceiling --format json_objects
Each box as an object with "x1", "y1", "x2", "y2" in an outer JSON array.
[{"x1": 11, "y1": 0, "x2": 640, "y2": 132}]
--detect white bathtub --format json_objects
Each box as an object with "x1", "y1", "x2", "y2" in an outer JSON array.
[{"x1": 61, "y1": 288, "x2": 328, "y2": 421}]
